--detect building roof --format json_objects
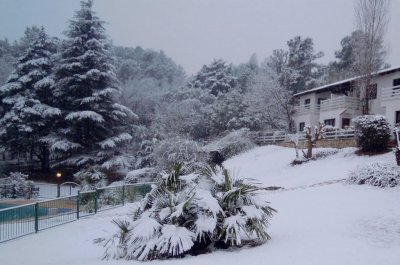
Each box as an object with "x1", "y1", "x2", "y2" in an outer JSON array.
[{"x1": 294, "y1": 66, "x2": 400, "y2": 97}]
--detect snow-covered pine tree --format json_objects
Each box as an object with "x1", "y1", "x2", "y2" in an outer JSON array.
[
  {"x1": 52, "y1": 0, "x2": 136, "y2": 170},
  {"x1": 0, "y1": 27, "x2": 59, "y2": 171},
  {"x1": 188, "y1": 59, "x2": 237, "y2": 97}
]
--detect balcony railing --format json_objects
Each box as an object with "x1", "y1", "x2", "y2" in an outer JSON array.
[
  {"x1": 293, "y1": 103, "x2": 320, "y2": 114},
  {"x1": 320, "y1": 96, "x2": 361, "y2": 112},
  {"x1": 381, "y1": 85, "x2": 400, "y2": 101}
]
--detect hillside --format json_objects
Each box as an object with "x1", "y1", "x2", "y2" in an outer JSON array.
[{"x1": 1, "y1": 146, "x2": 399, "y2": 265}]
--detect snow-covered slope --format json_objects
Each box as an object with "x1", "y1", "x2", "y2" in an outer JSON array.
[
  {"x1": 224, "y1": 145, "x2": 394, "y2": 188},
  {"x1": 1, "y1": 146, "x2": 399, "y2": 265}
]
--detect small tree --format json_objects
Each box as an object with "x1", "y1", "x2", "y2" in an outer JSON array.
[
  {"x1": 304, "y1": 123, "x2": 324, "y2": 159},
  {"x1": 353, "y1": 115, "x2": 391, "y2": 152}
]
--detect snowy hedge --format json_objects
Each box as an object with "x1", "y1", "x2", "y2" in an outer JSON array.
[
  {"x1": 0, "y1": 172, "x2": 39, "y2": 199},
  {"x1": 152, "y1": 137, "x2": 207, "y2": 173},
  {"x1": 101, "y1": 164, "x2": 276, "y2": 261},
  {"x1": 347, "y1": 162, "x2": 400, "y2": 188},
  {"x1": 353, "y1": 115, "x2": 391, "y2": 152},
  {"x1": 202, "y1": 128, "x2": 255, "y2": 160}
]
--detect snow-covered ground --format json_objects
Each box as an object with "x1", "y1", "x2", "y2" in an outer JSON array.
[{"x1": 1, "y1": 146, "x2": 400, "y2": 265}]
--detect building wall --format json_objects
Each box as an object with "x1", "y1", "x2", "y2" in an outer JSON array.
[{"x1": 293, "y1": 71, "x2": 400, "y2": 131}]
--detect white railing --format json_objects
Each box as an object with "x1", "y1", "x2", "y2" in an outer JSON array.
[
  {"x1": 381, "y1": 85, "x2": 400, "y2": 101},
  {"x1": 294, "y1": 104, "x2": 320, "y2": 114},
  {"x1": 253, "y1": 129, "x2": 355, "y2": 145},
  {"x1": 320, "y1": 96, "x2": 361, "y2": 112}
]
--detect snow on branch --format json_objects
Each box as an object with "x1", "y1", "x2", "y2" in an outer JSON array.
[
  {"x1": 66, "y1": 110, "x2": 105, "y2": 123},
  {"x1": 99, "y1": 132, "x2": 132, "y2": 149}
]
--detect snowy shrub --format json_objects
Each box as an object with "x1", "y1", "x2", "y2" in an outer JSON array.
[
  {"x1": 152, "y1": 136, "x2": 207, "y2": 173},
  {"x1": 0, "y1": 172, "x2": 39, "y2": 199},
  {"x1": 202, "y1": 128, "x2": 255, "y2": 159},
  {"x1": 101, "y1": 164, "x2": 276, "y2": 261},
  {"x1": 74, "y1": 165, "x2": 107, "y2": 191},
  {"x1": 353, "y1": 115, "x2": 391, "y2": 152},
  {"x1": 347, "y1": 162, "x2": 400, "y2": 188},
  {"x1": 310, "y1": 148, "x2": 339, "y2": 160},
  {"x1": 124, "y1": 167, "x2": 157, "y2": 184}
]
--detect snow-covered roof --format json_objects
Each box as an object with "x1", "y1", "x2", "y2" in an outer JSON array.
[{"x1": 294, "y1": 66, "x2": 400, "y2": 97}]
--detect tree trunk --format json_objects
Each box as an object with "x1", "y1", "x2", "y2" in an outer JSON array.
[
  {"x1": 306, "y1": 138, "x2": 313, "y2": 159},
  {"x1": 40, "y1": 146, "x2": 50, "y2": 172}
]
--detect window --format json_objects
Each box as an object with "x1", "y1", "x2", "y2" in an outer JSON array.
[
  {"x1": 304, "y1": 99, "x2": 311, "y2": 109},
  {"x1": 342, "y1": 118, "x2": 350, "y2": 129},
  {"x1": 324, "y1": 119, "x2": 335, "y2": 127},
  {"x1": 396, "y1": 111, "x2": 400, "y2": 124},
  {"x1": 368, "y1": 83, "x2": 377, "y2": 99},
  {"x1": 393, "y1": 78, "x2": 400, "y2": 88},
  {"x1": 299, "y1": 122, "x2": 305, "y2": 132},
  {"x1": 317, "y1": 98, "x2": 326, "y2": 105}
]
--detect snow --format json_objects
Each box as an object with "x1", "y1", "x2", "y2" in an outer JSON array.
[
  {"x1": 65, "y1": 110, "x2": 105, "y2": 123},
  {"x1": 1, "y1": 146, "x2": 400, "y2": 264}
]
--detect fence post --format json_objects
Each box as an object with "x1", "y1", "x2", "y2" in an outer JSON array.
[
  {"x1": 94, "y1": 188, "x2": 98, "y2": 214},
  {"x1": 77, "y1": 191, "x2": 80, "y2": 219},
  {"x1": 34, "y1": 202, "x2": 39, "y2": 233},
  {"x1": 122, "y1": 185, "x2": 125, "y2": 206}
]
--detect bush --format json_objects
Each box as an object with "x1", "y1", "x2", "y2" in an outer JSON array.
[
  {"x1": 74, "y1": 165, "x2": 107, "y2": 191},
  {"x1": 124, "y1": 167, "x2": 157, "y2": 184},
  {"x1": 101, "y1": 164, "x2": 276, "y2": 261},
  {"x1": 347, "y1": 162, "x2": 400, "y2": 188},
  {"x1": 353, "y1": 115, "x2": 391, "y2": 152},
  {"x1": 0, "y1": 172, "x2": 39, "y2": 199},
  {"x1": 152, "y1": 136, "x2": 207, "y2": 173},
  {"x1": 202, "y1": 128, "x2": 255, "y2": 159}
]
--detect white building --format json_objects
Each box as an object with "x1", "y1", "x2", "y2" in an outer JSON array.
[{"x1": 293, "y1": 67, "x2": 400, "y2": 132}]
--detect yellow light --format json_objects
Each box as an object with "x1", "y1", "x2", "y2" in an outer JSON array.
[{"x1": 56, "y1": 172, "x2": 62, "y2": 178}]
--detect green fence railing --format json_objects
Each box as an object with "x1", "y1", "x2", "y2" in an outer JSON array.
[{"x1": 0, "y1": 182, "x2": 154, "y2": 243}]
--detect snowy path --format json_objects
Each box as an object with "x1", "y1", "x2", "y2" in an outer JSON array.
[{"x1": 1, "y1": 146, "x2": 399, "y2": 265}]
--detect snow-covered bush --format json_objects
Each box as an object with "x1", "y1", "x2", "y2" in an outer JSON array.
[
  {"x1": 152, "y1": 136, "x2": 207, "y2": 173},
  {"x1": 347, "y1": 162, "x2": 400, "y2": 188},
  {"x1": 124, "y1": 167, "x2": 157, "y2": 184},
  {"x1": 101, "y1": 164, "x2": 276, "y2": 261},
  {"x1": 202, "y1": 128, "x2": 255, "y2": 159},
  {"x1": 74, "y1": 165, "x2": 107, "y2": 191},
  {"x1": 353, "y1": 115, "x2": 391, "y2": 152},
  {"x1": 0, "y1": 172, "x2": 39, "y2": 199}
]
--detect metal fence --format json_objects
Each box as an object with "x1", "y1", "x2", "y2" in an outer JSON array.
[{"x1": 0, "y1": 182, "x2": 153, "y2": 243}]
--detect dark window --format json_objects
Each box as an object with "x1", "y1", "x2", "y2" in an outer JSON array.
[
  {"x1": 368, "y1": 83, "x2": 377, "y2": 99},
  {"x1": 317, "y1": 98, "x2": 326, "y2": 105},
  {"x1": 396, "y1": 111, "x2": 400, "y2": 124},
  {"x1": 304, "y1": 99, "x2": 311, "y2": 109},
  {"x1": 299, "y1": 122, "x2": 305, "y2": 132},
  {"x1": 393, "y1": 78, "x2": 400, "y2": 88},
  {"x1": 324, "y1": 119, "x2": 335, "y2": 127},
  {"x1": 342, "y1": 118, "x2": 350, "y2": 129}
]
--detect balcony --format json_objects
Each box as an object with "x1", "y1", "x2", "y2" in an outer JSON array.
[
  {"x1": 293, "y1": 103, "x2": 320, "y2": 115},
  {"x1": 320, "y1": 96, "x2": 361, "y2": 112},
  {"x1": 381, "y1": 85, "x2": 400, "y2": 101}
]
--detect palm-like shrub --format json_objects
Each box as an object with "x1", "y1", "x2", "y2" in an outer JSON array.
[{"x1": 101, "y1": 164, "x2": 276, "y2": 261}]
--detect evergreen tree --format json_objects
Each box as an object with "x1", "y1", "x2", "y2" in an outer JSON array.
[
  {"x1": 286, "y1": 36, "x2": 325, "y2": 94},
  {"x1": 188, "y1": 59, "x2": 237, "y2": 97},
  {"x1": 52, "y1": 0, "x2": 135, "y2": 169},
  {"x1": 0, "y1": 28, "x2": 59, "y2": 171}
]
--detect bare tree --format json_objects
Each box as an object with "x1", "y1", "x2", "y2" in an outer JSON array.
[
  {"x1": 304, "y1": 123, "x2": 324, "y2": 159},
  {"x1": 353, "y1": 0, "x2": 390, "y2": 114}
]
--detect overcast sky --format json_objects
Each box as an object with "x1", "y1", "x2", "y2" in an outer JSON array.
[{"x1": 0, "y1": 0, "x2": 399, "y2": 74}]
